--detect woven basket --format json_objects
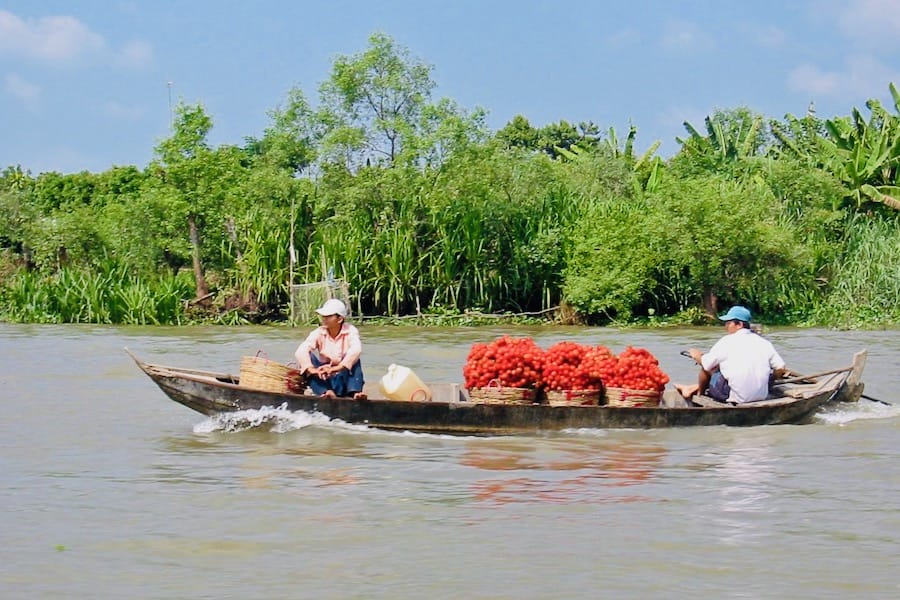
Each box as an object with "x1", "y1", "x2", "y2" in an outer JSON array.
[
  {"x1": 469, "y1": 384, "x2": 537, "y2": 405},
  {"x1": 545, "y1": 388, "x2": 600, "y2": 406},
  {"x1": 604, "y1": 387, "x2": 661, "y2": 407},
  {"x1": 240, "y1": 355, "x2": 296, "y2": 393}
]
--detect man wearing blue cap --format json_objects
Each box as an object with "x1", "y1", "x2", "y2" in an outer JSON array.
[{"x1": 676, "y1": 305, "x2": 788, "y2": 403}]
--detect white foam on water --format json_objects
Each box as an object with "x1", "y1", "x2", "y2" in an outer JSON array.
[
  {"x1": 192, "y1": 403, "x2": 373, "y2": 434},
  {"x1": 193, "y1": 407, "x2": 510, "y2": 440},
  {"x1": 815, "y1": 399, "x2": 900, "y2": 426},
  {"x1": 385, "y1": 429, "x2": 489, "y2": 441},
  {"x1": 561, "y1": 427, "x2": 613, "y2": 437}
]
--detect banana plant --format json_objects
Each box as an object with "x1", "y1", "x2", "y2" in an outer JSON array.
[
  {"x1": 769, "y1": 103, "x2": 826, "y2": 165},
  {"x1": 821, "y1": 83, "x2": 900, "y2": 211},
  {"x1": 557, "y1": 124, "x2": 662, "y2": 193},
  {"x1": 676, "y1": 108, "x2": 765, "y2": 166}
]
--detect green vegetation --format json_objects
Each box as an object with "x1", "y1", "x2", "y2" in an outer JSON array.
[{"x1": 1, "y1": 34, "x2": 898, "y2": 328}]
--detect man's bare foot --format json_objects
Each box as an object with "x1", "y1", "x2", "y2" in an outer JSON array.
[
  {"x1": 323, "y1": 390, "x2": 336, "y2": 398},
  {"x1": 675, "y1": 383, "x2": 699, "y2": 399},
  {"x1": 352, "y1": 392, "x2": 367, "y2": 400}
]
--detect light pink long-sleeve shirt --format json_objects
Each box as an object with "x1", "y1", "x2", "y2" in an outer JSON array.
[{"x1": 294, "y1": 322, "x2": 362, "y2": 372}]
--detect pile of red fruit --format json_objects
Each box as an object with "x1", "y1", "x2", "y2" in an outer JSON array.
[
  {"x1": 462, "y1": 335, "x2": 545, "y2": 389},
  {"x1": 542, "y1": 341, "x2": 607, "y2": 391},
  {"x1": 602, "y1": 346, "x2": 669, "y2": 392},
  {"x1": 463, "y1": 337, "x2": 669, "y2": 393}
]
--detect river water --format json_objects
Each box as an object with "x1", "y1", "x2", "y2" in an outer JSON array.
[{"x1": 1, "y1": 323, "x2": 898, "y2": 599}]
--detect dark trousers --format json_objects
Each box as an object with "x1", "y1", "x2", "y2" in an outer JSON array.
[
  {"x1": 708, "y1": 370, "x2": 731, "y2": 401},
  {"x1": 307, "y1": 352, "x2": 365, "y2": 397}
]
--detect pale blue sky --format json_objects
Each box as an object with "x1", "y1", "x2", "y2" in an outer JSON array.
[{"x1": 2, "y1": 0, "x2": 899, "y2": 174}]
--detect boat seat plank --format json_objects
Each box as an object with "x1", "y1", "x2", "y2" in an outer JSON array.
[{"x1": 689, "y1": 395, "x2": 732, "y2": 408}]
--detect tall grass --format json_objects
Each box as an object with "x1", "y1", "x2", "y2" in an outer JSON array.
[
  {"x1": 304, "y1": 152, "x2": 589, "y2": 316},
  {"x1": 815, "y1": 213, "x2": 900, "y2": 326},
  {"x1": 225, "y1": 208, "x2": 291, "y2": 308},
  {"x1": 0, "y1": 265, "x2": 193, "y2": 324}
]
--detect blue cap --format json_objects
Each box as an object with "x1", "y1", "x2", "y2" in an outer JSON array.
[{"x1": 718, "y1": 305, "x2": 751, "y2": 323}]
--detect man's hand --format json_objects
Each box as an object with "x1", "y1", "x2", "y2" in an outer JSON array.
[
  {"x1": 688, "y1": 348, "x2": 704, "y2": 364},
  {"x1": 314, "y1": 364, "x2": 346, "y2": 378}
]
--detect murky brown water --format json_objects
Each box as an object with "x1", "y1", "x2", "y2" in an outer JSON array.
[{"x1": 1, "y1": 323, "x2": 898, "y2": 599}]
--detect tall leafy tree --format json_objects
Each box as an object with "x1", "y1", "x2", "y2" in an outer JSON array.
[
  {"x1": 315, "y1": 32, "x2": 485, "y2": 172},
  {"x1": 496, "y1": 115, "x2": 540, "y2": 150},
  {"x1": 0, "y1": 166, "x2": 35, "y2": 260},
  {"x1": 537, "y1": 120, "x2": 601, "y2": 158},
  {"x1": 244, "y1": 87, "x2": 319, "y2": 175},
  {"x1": 20, "y1": 171, "x2": 111, "y2": 270},
  {"x1": 151, "y1": 103, "x2": 245, "y2": 298},
  {"x1": 414, "y1": 97, "x2": 488, "y2": 169},
  {"x1": 317, "y1": 32, "x2": 435, "y2": 168},
  {"x1": 496, "y1": 117, "x2": 602, "y2": 159}
]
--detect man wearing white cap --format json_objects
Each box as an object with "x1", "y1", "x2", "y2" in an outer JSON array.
[
  {"x1": 676, "y1": 305, "x2": 788, "y2": 403},
  {"x1": 295, "y1": 299, "x2": 366, "y2": 399}
]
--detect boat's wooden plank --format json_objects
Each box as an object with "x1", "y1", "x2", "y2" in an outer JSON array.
[
  {"x1": 660, "y1": 390, "x2": 692, "y2": 408},
  {"x1": 688, "y1": 395, "x2": 731, "y2": 408},
  {"x1": 846, "y1": 350, "x2": 867, "y2": 388}
]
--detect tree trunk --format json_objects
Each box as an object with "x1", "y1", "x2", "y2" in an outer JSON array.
[
  {"x1": 701, "y1": 289, "x2": 718, "y2": 320},
  {"x1": 188, "y1": 215, "x2": 209, "y2": 298}
]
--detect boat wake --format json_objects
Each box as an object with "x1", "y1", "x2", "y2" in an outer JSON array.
[
  {"x1": 189, "y1": 401, "x2": 897, "y2": 434},
  {"x1": 815, "y1": 399, "x2": 900, "y2": 426},
  {"x1": 193, "y1": 403, "x2": 371, "y2": 434}
]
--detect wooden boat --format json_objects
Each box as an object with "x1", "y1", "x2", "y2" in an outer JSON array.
[{"x1": 128, "y1": 349, "x2": 867, "y2": 435}]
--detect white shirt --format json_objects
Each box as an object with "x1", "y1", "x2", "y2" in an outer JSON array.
[{"x1": 701, "y1": 328, "x2": 786, "y2": 403}]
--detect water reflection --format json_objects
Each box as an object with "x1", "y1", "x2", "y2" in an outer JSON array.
[
  {"x1": 714, "y1": 444, "x2": 776, "y2": 512},
  {"x1": 461, "y1": 438, "x2": 667, "y2": 505},
  {"x1": 155, "y1": 421, "x2": 377, "y2": 492},
  {"x1": 704, "y1": 437, "x2": 779, "y2": 547}
]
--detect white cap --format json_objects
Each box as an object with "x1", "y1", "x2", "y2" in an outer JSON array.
[{"x1": 315, "y1": 298, "x2": 347, "y2": 317}]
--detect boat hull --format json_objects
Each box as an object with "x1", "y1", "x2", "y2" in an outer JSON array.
[{"x1": 131, "y1": 349, "x2": 866, "y2": 434}]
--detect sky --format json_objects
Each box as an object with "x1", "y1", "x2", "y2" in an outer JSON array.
[{"x1": 2, "y1": 0, "x2": 899, "y2": 175}]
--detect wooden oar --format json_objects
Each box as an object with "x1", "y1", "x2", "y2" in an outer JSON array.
[
  {"x1": 860, "y1": 393, "x2": 892, "y2": 405},
  {"x1": 776, "y1": 365, "x2": 891, "y2": 405},
  {"x1": 774, "y1": 366, "x2": 853, "y2": 385},
  {"x1": 682, "y1": 352, "x2": 849, "y2": 386}
]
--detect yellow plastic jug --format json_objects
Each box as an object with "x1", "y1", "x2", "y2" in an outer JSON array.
[{"x1": 379, "y1": 364, "x2": 432, "y2": 401}]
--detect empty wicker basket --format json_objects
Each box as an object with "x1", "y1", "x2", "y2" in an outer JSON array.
[{"x1": 240, "y1": 355, "x2": 296, "y2": 393}]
